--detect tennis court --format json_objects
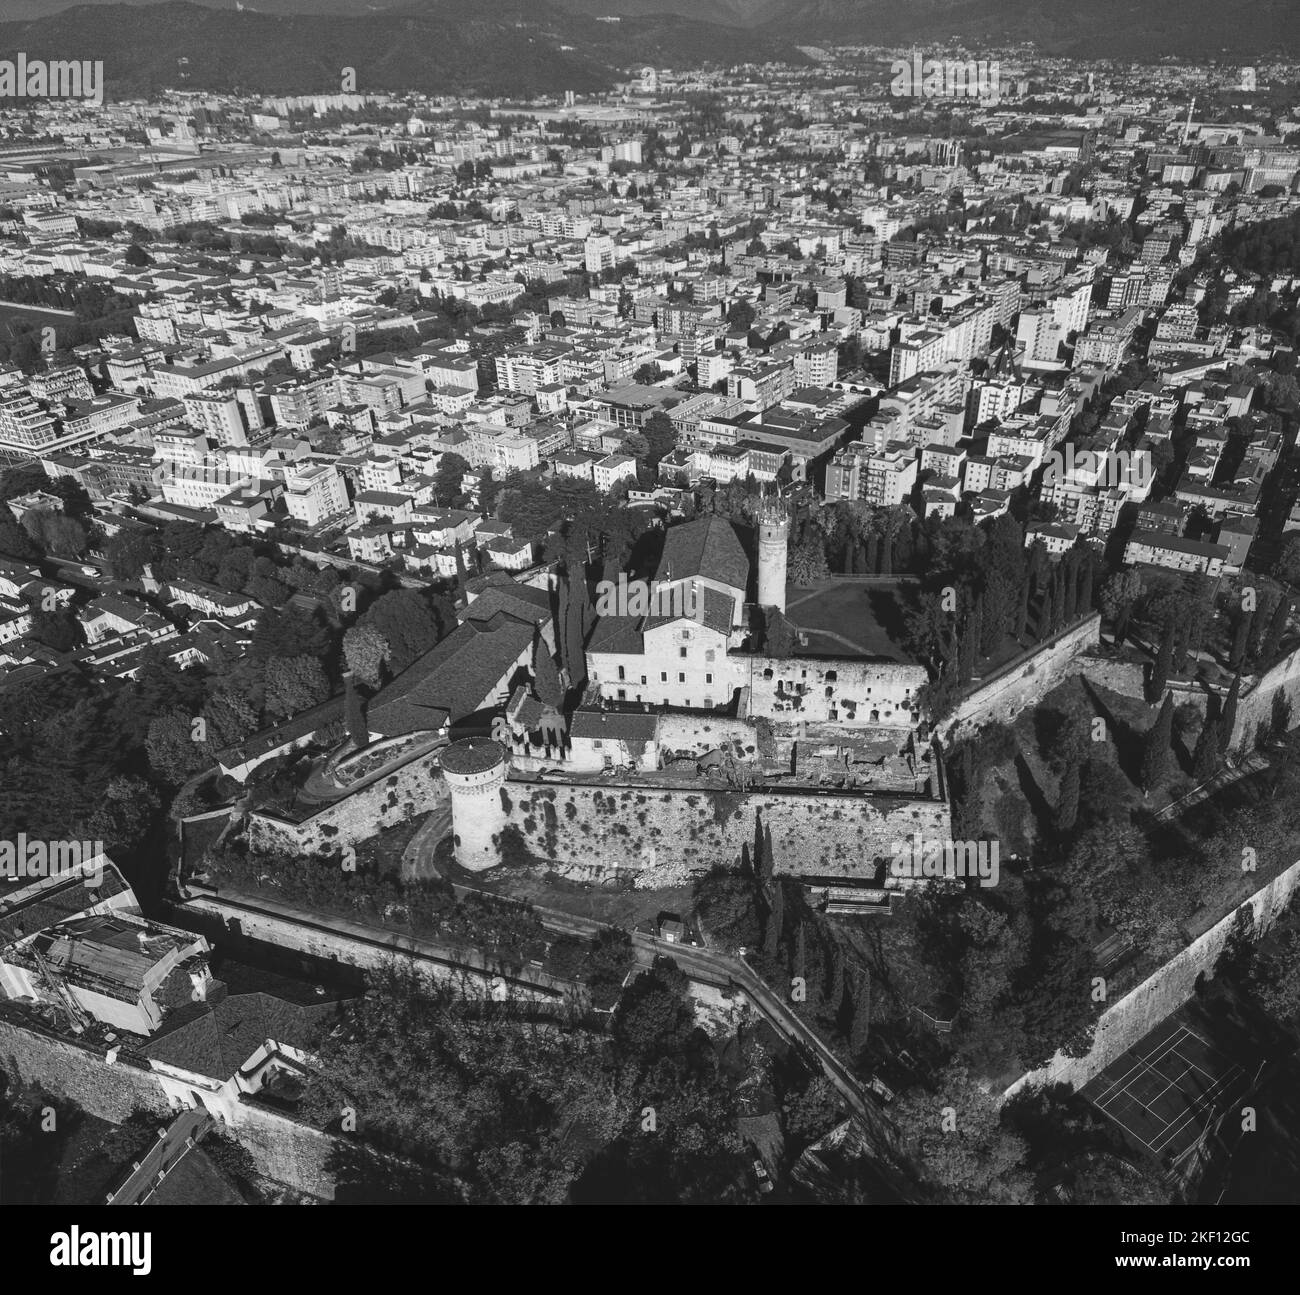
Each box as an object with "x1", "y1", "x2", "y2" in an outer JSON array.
[{"x1": 1082, "y1": 1015, "x2": 1249, "y2": 1166}]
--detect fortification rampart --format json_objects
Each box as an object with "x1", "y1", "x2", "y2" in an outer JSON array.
[
  {"x1": 1004, "y1": 855, "x2": 1300, "y2": 1100},
  {"x1": 499, "y1": 779, "x2": 950, "y2": 882}
]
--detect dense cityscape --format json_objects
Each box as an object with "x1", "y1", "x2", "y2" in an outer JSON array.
[{"x1": 0, "y1": 1, "x2": 1299, "y2": 1238}]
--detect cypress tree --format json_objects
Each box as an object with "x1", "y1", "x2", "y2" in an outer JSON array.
[
  {"x1": 763, "y1": 894, "x2": 780, "y2": 959},
  {"x1": 344, "y1": 672, "x2": 367, "y2": 749},
  {"x1": 1062, "y1": 552, "x2": 1079, "y2": 623},
  {"x1": 1077, "y1": 560, "x2": 1094, "y2": 617},
  {"x1": 564, "y1": 569, "x2": 588, "y2": 687},
  {"x1": 1014, "y1": 574, "x2": 1032, "y2": 640},
  {"x1": 453, "y1": 542, "x2": 469, "y2": 599},
  {"x1": 1034, "y1": 570, "x2": 1052, "y2": 639},
  {"x1": 769, "y1": 876, "x2": 785, "y2": 953},
  {"x1": 1249, "y1": 590, "x2": 1277, "y2": 661},
  {"x1": 556, "y1": 571, "x2": 570, "y2": 673},
  {"x1": 980, "y1": 575, "x2": 1007, "y2": 655},
  {"x1": 1051, "y1": 566, "x2": 1067, "y2": 634},
  {"x1": 1192, "y1": 716, "x2": 1222, "y2": 781},
  {"x1": 1114, "y1": 597, "x2": 1134, "y2": 646},
  {"x1": 1148, "y1": 623, "x2": 1174, "y2": 701},
  {"x1": 1141, "y1": 693, "x2": 1175, "y2": 793},
  {"x1": 1220, "y1": 671, "x2": 1241, "y2": 752},
  {"x1": 1261, "y1": 595, "x2": 1290, "y2": 664},
  {"x1": 531, "y1": 629, "x2": 564, "y2": 708},
  {"x1": 1229, "y1": 610, "x2": 1253, "y2": 671},
  {"x1": 957, "y1": 617, "x2": 978, "y2": 685},
  {"x1": 1172, "y1": 624, "x2": 1190, "y2": 674}
]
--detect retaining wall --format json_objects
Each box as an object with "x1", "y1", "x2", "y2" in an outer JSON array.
[
  {"x1": 501, "y1": 779, "x2": 951, "y2": 882},
  {"x1": 1004, "y1": 855, "x2": 1300, "y2": 1100}
]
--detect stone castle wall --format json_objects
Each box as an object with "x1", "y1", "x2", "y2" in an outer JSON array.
[
  {"x1": 1004, "y1": 855, "x2": 1300, "y2": 1100},
  {"x1": 0, "y1": 1012, "x2": 339, "y2": 1199},
  {"x1": 245, "y1": 748, "x2": 447, "y2": 856},
  {"x1": 182, "y1": 890, "x2": 569, "y2": 1003},
  {"x1": 500, "y1": 779, "x2": 951, "y2": 882},
  {"x1": 1232, "y1": 642, "x2": 1300, "y2": 750},
  {"x1": 1076, "y1": 654, "x2": 1146, "y2": 701},
  {"x1": 940, "y1": 613, "x2": 1101, "y2": 743},
  {"x1": 747, "y1": 656, "x2": 925, "y2": 729}
]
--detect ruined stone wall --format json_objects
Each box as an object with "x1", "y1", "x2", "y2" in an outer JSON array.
[
  {"x1": 501, "y1": 779, "x2": 951, "y2": 882},
  {"x1": 656, "y1": 713, "x2": 763, "y2": 759},
  {"x1": 1076, "y1": 654, "x2": 1146, "y2": 701},
  {"x1": 1003, "y1": 856, "x2": 1300, "y2": 1100},
  {"x1": 747, "y1": 656, "x2": 925, "y2": 729}
]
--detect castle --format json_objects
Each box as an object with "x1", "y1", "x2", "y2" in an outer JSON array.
[
  {"x1": 218, "y1": 511, "x2": 949, "y2": 893},
  {"x1": 584, "y1": 511, "x2": 927, "y2": 728}
]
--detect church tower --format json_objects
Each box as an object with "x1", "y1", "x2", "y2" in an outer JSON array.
[{"x1": 756, "y1": 500, "x2": 789, "y2": 614}]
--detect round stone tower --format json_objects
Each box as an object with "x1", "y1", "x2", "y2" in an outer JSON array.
[
  {"x1": 440, "y1": 739, "x2": 509, "y2": 872},
  {"x1": 756, "y1": 502, "x2": 789, "y2": 614}
]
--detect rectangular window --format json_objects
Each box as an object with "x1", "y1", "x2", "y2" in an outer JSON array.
[
  {"x1": 661, "y1": 672, "x2": 667, "y2": 682},
  {"x1": 617, "y1": 689, "x2": 626, "y2": 700},
  {"x1": 706, "y1": 674, "x2": 713, "y2": 684},
  {"x1": 680, "y1": 647, "x2": 688, "y2": 659},
  {"x1": 679, "y1": 673, "x2": 685, "y2": 683}
]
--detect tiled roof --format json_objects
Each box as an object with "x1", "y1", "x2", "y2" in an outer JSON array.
[
  {"x1": 588, "y1": 614, "x2": 643, "y2": 655},
  {"x1": 0, "y1": 869, "x2": 133, "y2": 948},
  {"x1": 644, "y1": 584, "x2": 733, "y2": 635},
  {"x1": 570, "y1": 709, "x2": 660, "y2": 742},
  {"x1": 656, "y1": 516, "x2": 749, "y2": 593},
  {"x1": 462, "y1": 581, "x2": 551, "y2": 629},
  {"x1": 367, "y1": 614, "x2": 536, "y2": 737},
  {"x1": 141, "y1": 989, "x2": 341, "y2": 1081}
]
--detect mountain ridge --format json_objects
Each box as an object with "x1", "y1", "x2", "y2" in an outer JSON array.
[
  {"x1": 0, "y1": 0, "x2": 1293, "y2": 82},
  {"x1": 0, "y1": 0, "x2": 805, "y2": 99}
]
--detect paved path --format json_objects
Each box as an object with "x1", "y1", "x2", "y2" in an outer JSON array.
[
  {"x1": 401, "y1": 801, "x2": 453, "y2": 881},
  {"x1": 107, "y1": 1107, "x2": 213, "y2": 1205},
  {"x1": 1154, "y1": 752, "x2": 1270, "y2": 822}
]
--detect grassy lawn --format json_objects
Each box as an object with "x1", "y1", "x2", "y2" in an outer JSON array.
[{"x1": 784, "y1": 579, "x2": 921, "y2": 662}]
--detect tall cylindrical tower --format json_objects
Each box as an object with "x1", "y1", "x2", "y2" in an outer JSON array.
[
  {"x1": 440, "y1": 739, "x2": 509, "y2": 872},
  {"x1": 757, "y1": 503, "x2": 789, "y2": 613}
]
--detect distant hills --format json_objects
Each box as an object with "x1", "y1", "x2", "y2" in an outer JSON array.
[
  {"x1": 0, "y1": 0, "x2": 1294, "y2": 97},
  {"x1": 557, "y1": 0, "x2": 1300, "y2": 59},
  {"x1": 0, "y1": 1, "x2": 804, "y2": 99}
]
